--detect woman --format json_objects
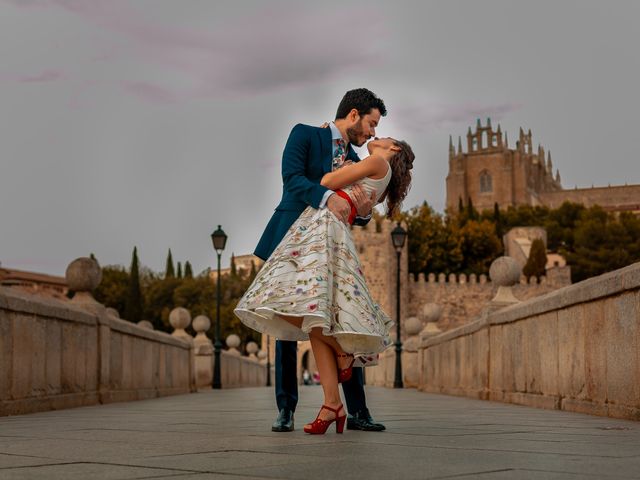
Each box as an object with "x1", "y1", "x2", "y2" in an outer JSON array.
[{"x1": 235, "y1": 137, "x2": 414, "y2": 434}]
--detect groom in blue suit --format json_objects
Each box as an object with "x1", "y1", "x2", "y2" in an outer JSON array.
[{"x1": 254, "y1": 88, "x2": 387, "y2": 432}]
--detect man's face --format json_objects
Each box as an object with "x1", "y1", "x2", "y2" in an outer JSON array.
[{"x1": 346, "y1": 108, "x2": 381, "y2": 147}]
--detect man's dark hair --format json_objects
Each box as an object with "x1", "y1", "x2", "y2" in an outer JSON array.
[{"x1": 335, "y1": 88, "x2": 387, "y2": 120}]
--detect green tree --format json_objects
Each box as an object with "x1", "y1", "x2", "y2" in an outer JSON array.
[
  {"x1": 94, "y1": 266, "x2": 129, "y2": 315},
  {"x1": 402, "y1": 202, "x2": 463, "y2": 275},
  {"x1": 177, "y1": 261, "x2": 183, "y2": 279},
  {"x1": 184, "y1": 261, "x2": 193, "y2": 278},
  {"x1": 124, "y1": 246, "x2": 143, "y2": 322},
  {"x1": 458, "y1": 219, "x2": 503, "y2": 274},
  {"x1": 165, "y1": 249, "x2": 175, "y2": 278},
  {"x1": 523, "y1": 238, "x2": 547, "y2": 280},
  {"x1": 144, "y1": 276, "x2": 182, "y2": 331}
]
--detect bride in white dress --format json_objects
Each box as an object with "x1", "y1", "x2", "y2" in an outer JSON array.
[{"x1": 235, "y1": 137, "x2": 414, "y2": 434}]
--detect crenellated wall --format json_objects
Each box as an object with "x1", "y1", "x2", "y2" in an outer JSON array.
[{"x1": 407, "y1": 268, "x2": 571, "y2": 331}]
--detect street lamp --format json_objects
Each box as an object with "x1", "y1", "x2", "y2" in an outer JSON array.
[
  {"x1": 391, "y1": 222, "x2": 407, "y2": 389},
  {"x1": 211, "y1": 225, "x2": 227, "y2": 389}
]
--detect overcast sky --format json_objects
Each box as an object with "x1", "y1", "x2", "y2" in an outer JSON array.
[{"x1": 2, "y1": 0, "x2": 639, "y2": 277}]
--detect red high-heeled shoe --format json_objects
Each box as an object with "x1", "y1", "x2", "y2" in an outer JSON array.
[
  {"x1": 337, "y1": 354, "x2": 355, "y2": 383},
  {"x1": 303, "y1": 404, "x2": 346, "y2": 434}
]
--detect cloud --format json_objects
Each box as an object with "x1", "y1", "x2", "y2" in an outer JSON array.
[
  {"x1": 19, "y1": 69, "x2": 64, "y2": 83},
  {"x1": 4, "y1": 0, "x2": 386, "y2": 103},
  {"x1": 121, "y1": 81, "x2": 177, "y2": 104},
  {"x1": 395, "y1": 101, "x2": 523, "y2": 133}
]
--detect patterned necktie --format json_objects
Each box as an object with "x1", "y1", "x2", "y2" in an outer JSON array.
[{"x1": 332, "y1": 138, "x2": 346, "y2": 171}]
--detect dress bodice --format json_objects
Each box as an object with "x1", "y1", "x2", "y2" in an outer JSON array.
[{"x1": 341, "y1": 163, "x2": 392, "y2": 205}]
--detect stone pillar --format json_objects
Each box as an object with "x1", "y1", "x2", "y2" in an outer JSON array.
[
  {"x1": 419, "y1": 303, "x2": 443, "y2": 390},
  {"x1": 65, "y1": 257, "x2": 110, "y2": 401},
  {"x1": 169, "y1": 308, "x2": 196, "y2": 392},
  {"x1": 192, "y1": 315, "x2": 213, "y2": 389},
  {"x1": 226, "y1": 334, "x2": 241, "y2": 356},
  {"x1": 66, "y1": 257, "x2": 103, "y2": 314},
  {"x1": 488, "y1": 256, "x2": 522, "y2": 310},
  {"x1": 402, "y1": 316, "x2": 423, "y2": 388},
  {"x1": 246, "y1": 341, "x2": 259, "y2": 360},
  {"x1": 169, "y1": 307, "x2": 192, "y2": 340}
]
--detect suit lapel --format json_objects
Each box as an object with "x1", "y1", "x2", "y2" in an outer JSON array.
[
  {"x1": 346, "y1": 144, "x2": 360, "y2": 163},
  {"x1": 319, "y1": 127, "x2": 333, "y2": 174}
]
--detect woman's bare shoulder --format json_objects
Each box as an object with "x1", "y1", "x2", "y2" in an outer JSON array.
[{"x1": 362, "y1": 154, "x2": 389, "y2": 179}]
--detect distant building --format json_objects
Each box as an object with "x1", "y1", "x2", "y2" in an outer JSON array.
[
  {"x1": 446, "y1": 119, "x2": 640, "y2": 214},
  {"x1": 0, "y1": 265, "x2": 68, "y2": 299},
  {"x1": 209, "y1": 254, "x2": 264, "y2": 282}
]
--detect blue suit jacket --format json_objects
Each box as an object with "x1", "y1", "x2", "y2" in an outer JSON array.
[{"x1": 254, "y1": 123, "x2": 370, "y2": 260}]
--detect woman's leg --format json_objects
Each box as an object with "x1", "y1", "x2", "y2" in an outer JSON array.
[
  {"x1": 278, "y1": 314, "x2": 303, "y2": 329},
  {"x1": 308, "y1": 328, "x2": 353, "y2": 371},
  {"x1": 307, "y1": 329, "x2": 344, "y2": 422}
]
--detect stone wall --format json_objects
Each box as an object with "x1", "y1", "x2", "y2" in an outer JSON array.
[
  {"x1": 540, "y1": 184, "x2": 640, "y2": 214},
  {"x1": 407, "y1": 268, "x2": 571, "y2": 331},
  {"x1": 0, "y1": 287, "x2": 195, "y2": 416},
  {"x1": 419, "y1": 262, "x2": 640, "y2": 421}
]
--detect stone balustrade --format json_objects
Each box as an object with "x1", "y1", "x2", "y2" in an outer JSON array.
[
  {"x1": 0, "y1": 257, "x2": 271, "y2": 417},
  {"x1": 0, "y1": 259, "x2": 195, "y2": 416},
  {"x1": 419, "y1": 261, "x2": 640, "y2": 421}
]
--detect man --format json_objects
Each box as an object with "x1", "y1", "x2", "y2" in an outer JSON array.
[{"x1": 254, "y1": 88, "x2": 387, "y2": 433}]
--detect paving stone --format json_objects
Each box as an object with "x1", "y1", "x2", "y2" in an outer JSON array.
[{"x1": 1, "y1": 387, "x2": 640, "y2": 479}]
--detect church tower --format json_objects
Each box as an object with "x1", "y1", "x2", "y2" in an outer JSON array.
[{"x1": 446, "y1": 121, "x2": 562, "y2": 212}]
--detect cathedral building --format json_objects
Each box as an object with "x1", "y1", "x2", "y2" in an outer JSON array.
[{"x1": 446, "y1": 119, "x2": 640, "y2": 214}]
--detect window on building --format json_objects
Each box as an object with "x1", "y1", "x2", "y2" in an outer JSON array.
[{"x1": 480, "y1": 170, "x2": 493, "y2": 193}]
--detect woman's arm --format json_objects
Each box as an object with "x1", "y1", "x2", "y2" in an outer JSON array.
[{"x1": 320, "y1": 155, "x2": 387, "y2": 190}]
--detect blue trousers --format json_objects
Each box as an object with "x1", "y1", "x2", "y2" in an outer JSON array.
[{"x1": 275, "y1": 340, "x2": 367, "y2": 414}]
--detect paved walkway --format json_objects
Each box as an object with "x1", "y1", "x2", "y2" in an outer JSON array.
[{"x1": 1, "y1": 387, "x2": 640, "y2": 479}]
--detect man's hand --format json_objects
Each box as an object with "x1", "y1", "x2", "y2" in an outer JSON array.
[
  {"x1": 327, "y1": 193, "x2": 351, "y2": 224},
  {"x1": 350, "y1": 184, "x2": 376, "y2": 218}
]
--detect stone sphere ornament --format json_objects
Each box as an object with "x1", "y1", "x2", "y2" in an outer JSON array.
[
  {"x1": 226, "y1": 334, "x2": 241, "y2": 349},
  {"x1": 489, "y1": 256, "x2": 522, "y2": 287},
  {"x1": 421, "y1": 303, "x2": 443, "y2": 323},
  {"x1": 192, "y1": 315, "x2": 211, "y2": 333},
  {"x1": 246, "y1": 341, "x2": 259, "y2": 356},
  {"x1": 137, "y1": 320, "x2": 153, "y2": 330},
  {"x1": 169, "y1": 307, "x2": 192, "y2": 339},
  {"x1": 405, "y1": 317, "x2": 423, "y2": 337},
  {"x1": 66, "y1": 257, "x2": 102, "y2": 292},
  {"x1": 489, "y1": 256, "x2": 522, "y2": 305}
]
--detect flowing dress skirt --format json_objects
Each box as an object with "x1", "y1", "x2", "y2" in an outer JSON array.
[{"x1": 234, "y1": 206, "x2": 393, "y2": 360}]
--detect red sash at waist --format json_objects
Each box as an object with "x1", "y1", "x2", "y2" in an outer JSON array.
[{"x1": 335, "y1": 190, "x2": 357, "y2": 225}]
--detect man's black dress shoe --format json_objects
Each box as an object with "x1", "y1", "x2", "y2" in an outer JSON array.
[
  {"x1": 272, "y1": 408, "x2": 294, "y2": 432},
  {"x1": 346, "y1": 408, "x2": 385, "y2": 431}
]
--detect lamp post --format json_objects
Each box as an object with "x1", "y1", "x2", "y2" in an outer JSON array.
[
  {"x1": 211, "y1": 225, "x2": 227, "y2": 389},
  {"x1": 391, "y1": 222, "x2": 407, "y2": 389},
  {"x1": 266, "y1": 335, "x2": 272, "y2": 387}
]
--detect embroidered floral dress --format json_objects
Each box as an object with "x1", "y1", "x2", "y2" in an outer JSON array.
[{"x1": 234, "y1": 165, "x2": 394, "y2": 361}]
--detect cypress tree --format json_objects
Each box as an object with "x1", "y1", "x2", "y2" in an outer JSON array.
[
  {"x1": 230, "y1": 253, "x2": 237, "y2": 277},
  {"x1": 523, "y1": 238, "x2": 547, "y2": 281},
  {"x1": 177, "y1": 261, "x2": 183, "y2": 279},
  {"x1": 124, "y1": 246, "x2": 143, "y2": 322},
  {"x1": 165, "y1": 249, "x2": 175, "y2": 278},
  {"x1": 458, "y1": 197, "x2": 464, "y2": 213},
  {"x1": 466, "y1": 198, "x2": 479, "y2": 221},
  {"x1": 249, "y1": 260, "x2": 257, "y2": 281},
  {"x1": 184, "y1": 261, "x2": 193, "y2": 278},
  {"x1": 493, "y1": 202, "x2": 503, "y2": 239}
]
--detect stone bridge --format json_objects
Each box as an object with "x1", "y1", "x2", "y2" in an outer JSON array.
[{"x1": 1, "y1": 259, "x2": 640, "y2": 478}]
